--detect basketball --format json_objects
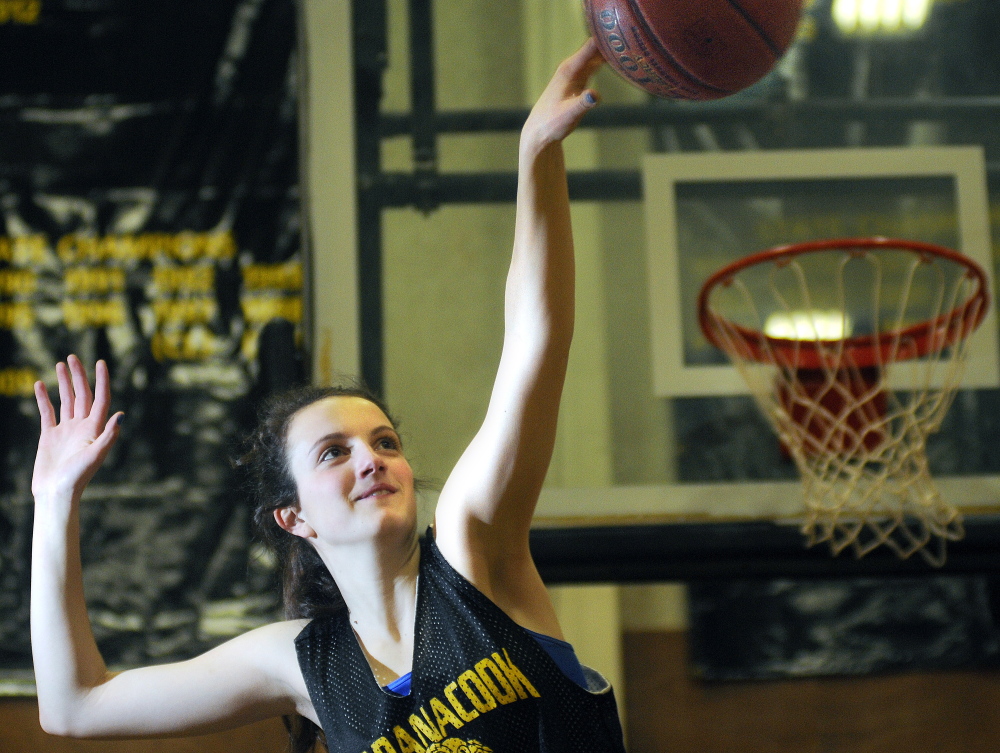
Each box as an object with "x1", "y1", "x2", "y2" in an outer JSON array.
[{"x1": 583, "y1": 0, "x2": 803, "y2": 100}]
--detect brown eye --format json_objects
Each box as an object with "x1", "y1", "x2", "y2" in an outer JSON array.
[{"x1": 320, "y1": 445, "x2": 345, "y2": 461}]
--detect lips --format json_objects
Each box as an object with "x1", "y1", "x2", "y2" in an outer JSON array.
[{"x1": 355, "y1": 483, "x2": 397, "y2": 501}]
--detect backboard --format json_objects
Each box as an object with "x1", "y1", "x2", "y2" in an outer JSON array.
[
  {"x1": 643, "y1": 146, "x2": 999, "y2": 396},
  {"x1": 524, "y1": 146, "x2": 1000, "y2": 541}
]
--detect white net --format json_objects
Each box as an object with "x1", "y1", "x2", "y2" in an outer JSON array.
[{"x1": 700, "y1": 240, "x2": 989, "y2": 566}]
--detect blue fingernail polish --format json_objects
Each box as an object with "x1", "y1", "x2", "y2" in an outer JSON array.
[
  {"x1": 117, "y1": 414, "x2": 124, "y2": 425},
  {"x1": 584, "y1": 91, "x2": 597, "y2": 106}
]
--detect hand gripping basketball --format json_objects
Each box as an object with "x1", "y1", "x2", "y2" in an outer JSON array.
[
  {"x1": 584, "y1": 0, "x2": 803, "y2": 99},
  {"x1": 521, "y1": 38, "x2": 604, "y2": 151}
]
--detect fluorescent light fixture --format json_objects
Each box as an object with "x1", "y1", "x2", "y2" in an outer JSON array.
[
  {"x1": 882, "y1": 0, "x2": 904, "y2": 30},
  {"x1": 764, "y1": 310, "x2": 852, "y2": 341},
  {"x1": 832, "y1": 0, "x2": 933, "y2": 34},
  {"x1": 859, "y1": 0, "x2": 881, "y2": 31},
  {"x1": 902, "y1": 0, "x2": 934, "y2": 29}
]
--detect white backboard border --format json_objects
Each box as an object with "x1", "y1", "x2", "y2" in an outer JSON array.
[{"x1": 644, "y1": 146, "x2": 1000, "y2": 397}]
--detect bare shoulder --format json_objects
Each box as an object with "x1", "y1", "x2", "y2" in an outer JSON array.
[
  {"x1": 227, "y1": 618, "x2": 311, "y2": 684},
  {"x1": 238, "y1": 617, "x2": 311, "y2": 644},
  {"x1": 209, "y1": 618, "x2": 316, "y2": 721},
  {"x1": 184, "y1": 620, "x2": 315, "y2": 718}
]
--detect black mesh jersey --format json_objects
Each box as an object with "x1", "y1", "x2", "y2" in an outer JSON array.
[{"x1": 295, "y1": 530, "x2": 627, "y2": 753}]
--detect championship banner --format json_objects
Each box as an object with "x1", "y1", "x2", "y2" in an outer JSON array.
[{"x1": 0, "y1": 0, "x2": 303, "y2": 687}]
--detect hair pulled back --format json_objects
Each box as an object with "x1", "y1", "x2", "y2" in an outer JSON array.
[{"x1": 241, "y1": 382, "x2": 398, "y2": 620}]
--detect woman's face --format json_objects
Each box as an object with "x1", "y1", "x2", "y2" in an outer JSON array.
[{"x1": 280, "y1": 395, "x2": 416, "y2": 546}]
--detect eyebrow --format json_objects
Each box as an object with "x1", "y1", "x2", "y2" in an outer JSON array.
[{"x1": 308, "y1": 425, "x2": 398, "y2": 456}]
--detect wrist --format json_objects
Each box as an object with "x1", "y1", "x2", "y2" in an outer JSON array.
[
  {"x1": 33, "y1": 487, "x2": 80, "y2": 513},
  {"x1": 518, "y1": 138, "x2": 564, "y2": 170}
]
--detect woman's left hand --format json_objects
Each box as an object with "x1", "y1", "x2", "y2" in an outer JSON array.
[{"x1": 521, "y1": 37, "x2": 605, "y2": 154}]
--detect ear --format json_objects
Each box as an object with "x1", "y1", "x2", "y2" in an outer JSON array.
[{"x1": 274, "y1": 506, "x2": 316, "y2": 539}]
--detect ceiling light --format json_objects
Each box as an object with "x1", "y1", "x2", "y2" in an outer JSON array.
[
  {"x1": 764, "y1": 310, "x2": 852, "y2": 341},
  {"x1": 832, "y1": 0, "x2": 934, "y2": 35}
]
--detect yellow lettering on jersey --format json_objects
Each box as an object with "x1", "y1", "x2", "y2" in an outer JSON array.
[
  {"x1": 429, "y1": 696, "x2": 463, "y2": 735},
  {"x1": 443, "y1": 681, "x2": 479, "y2": 723},
  {"x1": 371, "y1": 648, "x2": 541, "y2": 753},
  {"x1": 473, "y1": 657, "x2": 517, "y2": 705},
  {"x1": 492, "y1": 649, "x2": 540, "y2": 700},
  {"x1": 408, "y1": 708, "x2": 442, "y2": 745},
  {"x1": 456, "y1": 669, "x2": 497, "y2": 713},
  {"x1": 371, "y1": 737, "x2": 399, "y2": 753},
  {"x1": 393, "y1": 725, "x2": 425, "y2": 753},
  {"x1": 0, "y1": 302, "x2": 33, "y2": 329}
]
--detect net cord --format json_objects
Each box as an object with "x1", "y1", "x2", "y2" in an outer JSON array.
[{"x1": 699, "y1": 240, "x2": 989, "y2": 565}]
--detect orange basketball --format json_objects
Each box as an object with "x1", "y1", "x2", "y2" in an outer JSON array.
[{"x1": 584, "y1": 0, "x2": 803, "y2": 100}]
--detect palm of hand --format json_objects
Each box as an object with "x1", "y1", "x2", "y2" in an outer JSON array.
[{"x1": 32, "y1": 357, "x2": 120, "y2": 500}]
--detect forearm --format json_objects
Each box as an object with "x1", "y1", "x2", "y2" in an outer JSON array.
[
  {"x1": 470, "y1": 142, "x2": 575, "y2": 528},
  {"x1": 506, "y1": 140, "x2": 576, "y2": 356},
  {"x1": 31, "y1": 491, "x2": 111, "y2": 736}
]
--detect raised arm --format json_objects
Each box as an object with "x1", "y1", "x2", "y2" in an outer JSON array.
[
  {"x1": 30, "y1": 356, "x2": 308, "y2": 738},
  {"x1": 434, "y1": 41, "x2": 604, "y2": 616}
]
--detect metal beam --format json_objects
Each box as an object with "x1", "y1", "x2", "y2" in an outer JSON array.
[
  {"x1": 530, "y1": 516, "x2": 1000, "y2": 584},
  {"x1": 375, "y1": 170, "x2": 643, "y2": 206},
  {"x1": 408, "y1": 0, "x2": 438, "y2": 213},
  {"x1": 353, "y1": 0, "x2": 388, "y2": 395},
  {"x1": 378, "y1": 97, "x2": 1000, "y2": 137}
]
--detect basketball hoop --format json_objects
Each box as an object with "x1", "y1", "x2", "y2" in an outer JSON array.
[{"x1": 698, "y1": 238, "x2": 990, "y2": 566}]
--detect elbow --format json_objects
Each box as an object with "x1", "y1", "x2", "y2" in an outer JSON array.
[
  {"x1": 38, "y1": 706, "x2": 96, "y2": 738},
  {"x1": 38, "y1": 710, "x2": 73, "y2": 737}
]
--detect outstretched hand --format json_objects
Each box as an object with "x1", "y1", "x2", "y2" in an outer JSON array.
[
  {"x1": 521, "y1": 38, "x2": 605, "y2": 154},
  {"x1": 32, "y1": 356, "x2": 122, "y2": 500}
]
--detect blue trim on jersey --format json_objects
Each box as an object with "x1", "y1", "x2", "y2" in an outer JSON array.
[
  {"x1": 522, "y1": 627, "x2": 588, "y2": 689},
  {"x1": 384, "y1": 671, "x2": 412, "y2": 695},
  {"x1": 383, "y1": 627, "x2": 587, "y2": 695}
]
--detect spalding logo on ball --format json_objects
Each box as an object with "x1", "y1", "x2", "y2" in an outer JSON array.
[{"x1": 584, "y1": 0, "x2": 803, "y2": 100}]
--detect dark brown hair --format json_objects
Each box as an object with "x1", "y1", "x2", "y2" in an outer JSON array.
[{"x1": 240, "y1": 382, "x2": 399, "y2": 753}]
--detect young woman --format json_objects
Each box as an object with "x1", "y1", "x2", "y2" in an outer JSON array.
[{"x1": 30, "y1": 39, "x2": 626, "y2": 753}]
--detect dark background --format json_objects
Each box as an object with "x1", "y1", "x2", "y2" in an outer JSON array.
[{"x1": 0, "y1": 0, "x2": 302, "y2": 677}]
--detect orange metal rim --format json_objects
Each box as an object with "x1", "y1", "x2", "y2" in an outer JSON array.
[{"x1": 697, "y1": 237, "x2": 991, "y2": 370}]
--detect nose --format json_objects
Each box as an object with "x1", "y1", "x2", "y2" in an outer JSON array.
[{"x1": 355, "y1": 443, "x2": 386, "y2": 478}]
